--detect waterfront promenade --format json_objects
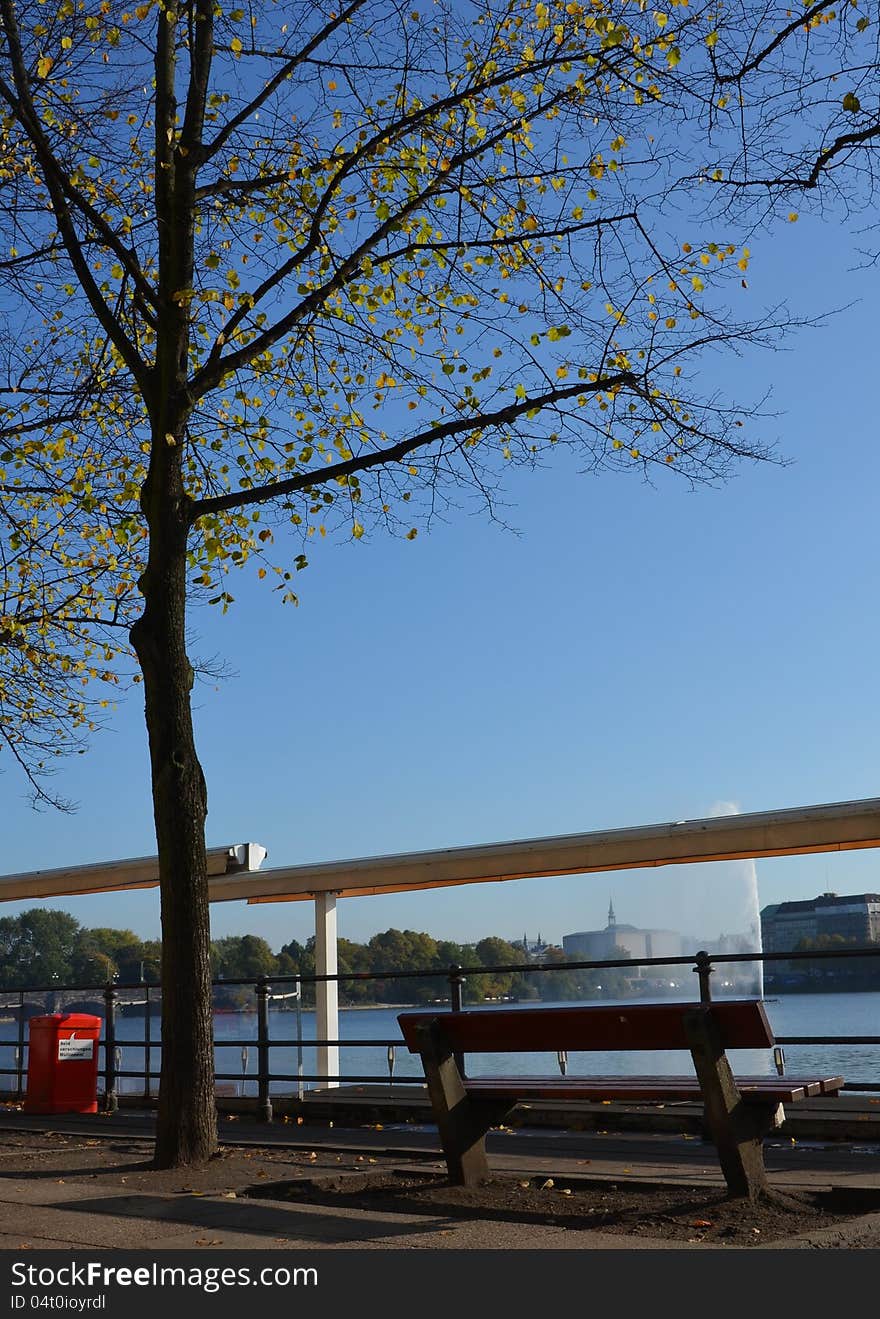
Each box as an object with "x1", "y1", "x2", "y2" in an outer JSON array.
[{"x1": 2, "y1": 1106, "x2": 880, "y2": 1250}]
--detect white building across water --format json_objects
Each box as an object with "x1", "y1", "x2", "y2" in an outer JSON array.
[{"x1": 562, "y1": 900, "x2": 682, "y2": 967}]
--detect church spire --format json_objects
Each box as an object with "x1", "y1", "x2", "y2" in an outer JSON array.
[{"x1": 607, "y1": 898, "x2": 616, "y2": 928}]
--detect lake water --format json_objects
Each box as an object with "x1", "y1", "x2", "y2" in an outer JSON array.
[{"x1": 2, "y1": 992, "x2": 878, "y2": 1096}]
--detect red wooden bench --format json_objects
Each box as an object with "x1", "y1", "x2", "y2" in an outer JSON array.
[{"x1": 398, "y1": 1000, "x2": 844, "y2": 1199}]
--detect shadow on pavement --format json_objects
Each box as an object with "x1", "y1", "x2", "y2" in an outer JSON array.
[{"x1": 54, "y1": 1191, "x2": 456, "y2": 1243}]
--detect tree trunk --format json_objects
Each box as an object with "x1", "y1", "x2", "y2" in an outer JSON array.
[{"x1": 130, "y1": 493, "x2": 217, "y2": 1168}]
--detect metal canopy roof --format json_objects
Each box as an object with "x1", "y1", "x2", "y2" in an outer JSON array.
[
  {"x1": 0, "y1": 843, "x2": 267, "y2": 903},
  {"x1": 207, "y1": 797, "x2": 880, "y2": 905}
]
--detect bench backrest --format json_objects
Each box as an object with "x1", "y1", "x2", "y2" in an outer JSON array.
[{"x1": 398, "y1": 1000, "x2": 774, "y2": 1053}]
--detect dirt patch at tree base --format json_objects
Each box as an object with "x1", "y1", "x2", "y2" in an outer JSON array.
[
  {"x1": 0, "y1": 1128, "x2": 391, "y2": 1194},
  {"x1": 246, "y1": 1169, "x2": 880, "y2": 1246}
]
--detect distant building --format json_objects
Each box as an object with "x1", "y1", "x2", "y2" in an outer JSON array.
[
  {"x1": 562, "y1": 900, "x2": 681, "y2": 971},
  {"x1": 760, "y1": 892, "x2": 880, "y2": 953},
  {"x1": 518, "y1": 933, "x2": 549, "y2": 959}
]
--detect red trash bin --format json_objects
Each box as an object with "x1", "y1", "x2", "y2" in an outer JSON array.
[{"x1": 24, "y1": 1013, "x2": 102, "y2": 1114}]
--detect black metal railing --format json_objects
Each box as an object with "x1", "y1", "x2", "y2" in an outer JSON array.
[{"x1": 2, "y1": 944, "x2": 879, "y2": 1111}]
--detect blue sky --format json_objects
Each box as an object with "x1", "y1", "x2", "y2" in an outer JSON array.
[{"x1": 2, "y1": 211, "x2": 879, "y2": 953}]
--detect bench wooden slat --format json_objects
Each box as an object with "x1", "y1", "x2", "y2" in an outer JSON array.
[
  {"x1": 464, "y1": 1073, "x2": 843, "y2": 1100},
  {"x1": 399, "y1": 1000, "x2": 774, "y2": 1053},
  {"x1": 464, "y1": 1077, "x2": 816, "y2": 1103},
  {"x1": 815, "y1": 1076, "x2": 846, "y2": 1094}
]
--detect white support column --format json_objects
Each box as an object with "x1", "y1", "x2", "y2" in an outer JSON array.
[{"x1": 314, "y1": 891, "x2": 339, "y2": 1088}]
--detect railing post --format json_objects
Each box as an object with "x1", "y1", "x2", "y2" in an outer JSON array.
[
  {"x1": 694, "y1": 950, "x2": 713, "y2": 1005},
  {"x1": 16, "y1": 991, "x2": 25, "y2": 1100},
  {"x1": 448, "y1": 964, "x2": 466, "y2": 1077},
  {"x1": 15, "y1": 991, "x2": 25, "y2": 1097},
  {"x1": 449, "y1": 964, "x2": 465, "y2": 1012},
  {"x1": 103, "y1": 983, "x2": 117, "y2": 1113},
  {"x1": 256, "y1": 976, "x2": 273, "y2": 1122},
  {"x1": 143, "y1": 984, "x2": 152, "y2": 1101},
  {"x1": 295, "y1": 977, "x2": 304, "y2": 1102}
]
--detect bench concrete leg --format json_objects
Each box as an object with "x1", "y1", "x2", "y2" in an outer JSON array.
[
  {"x1": 415, "y1": 1021, "x2": 507, "y2": 1187},
  {"x1": 684, "y1": 1008, "x2": 771, "y2": 1200}
]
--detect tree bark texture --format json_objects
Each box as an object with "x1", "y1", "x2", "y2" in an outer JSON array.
[{"x1": 130, "y1": 457, "x2": 216, "y2": 1168}]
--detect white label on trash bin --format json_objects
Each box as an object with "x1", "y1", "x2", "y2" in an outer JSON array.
[{"x1": 57, "y1": 1036, "x2": 94, "y2": 1061}]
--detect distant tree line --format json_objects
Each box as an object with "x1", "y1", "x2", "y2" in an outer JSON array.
[
  {"x1": 0, "y1": 909, "x2": 633, "y2": 1005},
  {"x1": 0, "y1": 909, "x2": 161, "y2": 990},
  {"x1": 765, "y1": 935, "x2": 880, "y2": 994}
]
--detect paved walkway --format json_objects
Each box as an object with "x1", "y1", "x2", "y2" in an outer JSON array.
[{"x1": 2, "y1": 1110, "x2": 880, "y2": 1250}]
